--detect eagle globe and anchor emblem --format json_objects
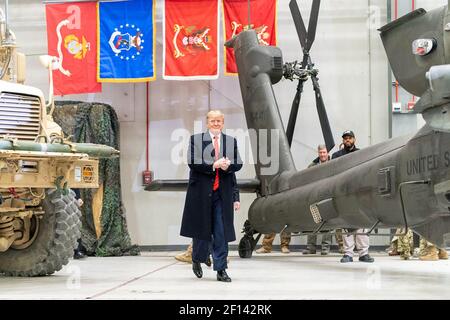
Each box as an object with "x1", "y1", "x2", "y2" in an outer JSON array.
[{"x1": 108, "y1": 24, "x2": 144, "y2": 60}]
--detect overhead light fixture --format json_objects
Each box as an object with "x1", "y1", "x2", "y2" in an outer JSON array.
[{"x1": 39, "y1": 55, "x2": 59, "y2": 70}]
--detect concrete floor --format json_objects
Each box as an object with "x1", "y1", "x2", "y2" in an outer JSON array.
[{"x1": 1, "y1": 251, "x2": 450, "y2": 300}]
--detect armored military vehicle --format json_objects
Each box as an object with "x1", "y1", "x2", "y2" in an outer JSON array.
[{"x1": 0, "y1": 6, "x2": 118, "y2": 276}]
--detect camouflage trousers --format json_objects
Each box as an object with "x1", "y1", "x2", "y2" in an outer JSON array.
[
  {"x1": 391, "y1": 228, "x2": 413, "y2": 259},
  {"x1": 335, "y1": 229, "x2": 344, "y2": 249},
  {"x1": 390, "y1": 229, "x2": 446, "y2": 259},
  {"x1": 261, "y1": 232, "x2": 291, "y2": 251}
]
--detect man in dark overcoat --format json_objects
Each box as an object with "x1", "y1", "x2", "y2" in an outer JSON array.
[{"x1": 180, "y1": 110, "x2": 242, "y2": 282}]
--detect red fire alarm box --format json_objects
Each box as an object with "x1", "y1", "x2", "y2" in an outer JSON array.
[{"x1": 143, "y1": 170, "x2": 153, "y2": 186}]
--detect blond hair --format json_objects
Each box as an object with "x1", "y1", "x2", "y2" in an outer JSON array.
[{"x1": 206, "y1": 110, "x2": 225, "y2": 121}]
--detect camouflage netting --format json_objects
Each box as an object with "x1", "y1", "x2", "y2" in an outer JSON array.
[{"x1": 53, "y1": 101, "x2": 139, "y2": 256}]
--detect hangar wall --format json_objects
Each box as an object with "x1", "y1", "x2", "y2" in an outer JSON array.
[{"x1": 6, "y1": 0, "x2": 446, "y2": 247}]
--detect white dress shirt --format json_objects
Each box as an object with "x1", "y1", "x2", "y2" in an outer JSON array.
[{"x1": 209, "y1": 130, "x2": 221, "y2": 171}]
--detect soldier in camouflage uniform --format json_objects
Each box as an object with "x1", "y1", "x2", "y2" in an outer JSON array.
[
  {"x1": 388, "y1": 228, "x2": 448, "y2": 260},
  {"x1": 255, "y1": 232, "x2": 292, "y2": 254}
]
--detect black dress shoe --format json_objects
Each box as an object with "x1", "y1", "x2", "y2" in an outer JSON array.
[
  {"x1": 205, "y1": 256, "x2": 212, "y2": 267},
  {"x1": 340, "y1": 255, "x2": 353, "y2": 263},
  {"x1": 359, "y1": 254, "x2": 374, "y2": 263},
  {"x1": 217, "y1": 270, "x2": 231, "y2": 282},
  {"x1": 192, "y1": 261, "x2": 203, "y2": 278}
]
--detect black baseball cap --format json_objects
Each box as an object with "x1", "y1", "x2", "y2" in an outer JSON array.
[{"x1": 342, "y1": 130, "x2": 355, "y2": 138}]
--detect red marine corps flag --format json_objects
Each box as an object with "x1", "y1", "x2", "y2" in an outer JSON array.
[
  {"x1": 223, "y1": 0, "x2": 277, "y2": 75},
  {"x1": 45, "y1": 2, "x2": 101, "y2": 95},
  {"x1": 163, "y1": 0, "x2": 219, "y2": 80}
]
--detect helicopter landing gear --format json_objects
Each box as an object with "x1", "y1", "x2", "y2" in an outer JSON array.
[{"x1": 238, "y1": 220, "x2": 261, "y2": 258}]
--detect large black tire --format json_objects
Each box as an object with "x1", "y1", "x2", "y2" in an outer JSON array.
[
  {"x1": 0, "y1": 189, "x2": 81, "y2": 276},
  {"x1": 238, "y1": 236, "x2": 254, "y2": 259}
]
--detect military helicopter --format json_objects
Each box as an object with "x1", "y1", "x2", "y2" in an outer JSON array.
[{"x1": 148, "y1": 0, "x2": 450, "y2": 258}]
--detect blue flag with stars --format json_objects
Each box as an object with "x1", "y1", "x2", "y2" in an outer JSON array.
[{"x1": 98, "y1": 0, "x2": 156, "y2": 82}]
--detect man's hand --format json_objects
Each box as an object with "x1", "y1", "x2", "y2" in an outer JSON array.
[
  {"x1": 214, "y1": 157, "x2": 231, "y2": 170},
  {"x1": 213, "y1": 158, "x2": 226, "y2": 169},
  {"x1": 234, "y1": 201, "x2": 240, "y2": 211},
  {"x1": 220, "y1": 157, "x2": 231, "y2": 171}
]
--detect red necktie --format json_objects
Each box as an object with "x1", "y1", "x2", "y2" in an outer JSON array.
[{"x1": 213, "y1": 136, "x2": 219, "y2": 191}]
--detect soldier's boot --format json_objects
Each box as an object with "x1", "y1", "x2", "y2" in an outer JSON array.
[
  {"x1": 175, "y1": 243, "x2": 193, "y2": 264},
  {"x1": 302, "y1": 246, "x2": 316, "y2": 254},
  {"x1": 280, "y1": 233, "x2": 291, "y2": 254},
  {"x1": 256, "y1": 233, "x2": 275, "y2": 253},
  {"x1": 419, "y1": 246, "x2": 439, "y2": 261},
  {"x1": 439, "y1": 249, "x2": 449, "y2": 260},
  {"x1": 389, "y1": 228, "x2": 405, "y2": 256},
  {"x1": 321, "y1": 246, "x2": 330, "y2": 255},
  {"x1": 389, "y1": 248, "x2": 400, "y2": 256},
  {"x1": 388, "y1": 241, "x2": 400, "y2": 256},
  {"x1": 400, "y1": 252, "x2": 411, "y2": 260},
  {"x1": 281, "y1": 246, "x2": 290, "y2": 254},
  {"x1": 387, "y1": 237, "x2": 399, "y2": 256}
]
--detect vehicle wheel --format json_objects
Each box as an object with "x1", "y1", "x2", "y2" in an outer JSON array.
[
  {"x1": 238, "y1": 236, "x2": 254, "y2": 259},
  {"x1": 0, "y1": 189, "x2": 81, "y2": 276}
]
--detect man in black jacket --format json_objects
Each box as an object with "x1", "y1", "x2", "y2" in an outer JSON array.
[
  {"x1": 180, "y1": 110, "x2": 242, "y2": 282},
  {"x1": 331, "y1": 130, "x2": 359, "y2": 158},
  {"x1": 332, "y1": 131, "x2": 374, "y2": 263}
]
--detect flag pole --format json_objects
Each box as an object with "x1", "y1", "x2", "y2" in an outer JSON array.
[{"x1": 247, "y1": 0, "x2": 251, "y2": 28}]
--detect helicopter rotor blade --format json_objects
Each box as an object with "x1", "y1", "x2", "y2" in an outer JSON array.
[
  {"x1": 289, "y1": 0, "x2": 307, "y2": 50},
  {"x1": 288, "y1": 0, "x2": 332, "y2": 152},
  {"x1": 287, "y1": 0, "x2": 308, "y2": 147},
  {"x1": 311, "y1": 75, "x2": 335, "y2": 152},
  {"x1": 305, "y1": 0, "x2": 321, "y2": 52},
  {"x1": 286, "y1": 83, "x2": 304, "y2": 146}
]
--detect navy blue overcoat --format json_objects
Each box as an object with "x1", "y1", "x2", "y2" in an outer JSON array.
[{"x1": 180, "y1": 132, "x2": 242, "y2": 242}]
